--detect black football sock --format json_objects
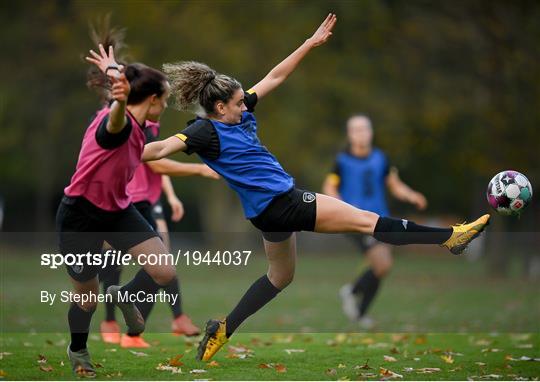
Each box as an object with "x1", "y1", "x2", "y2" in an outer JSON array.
[
  {"x1": 121, "y1": 269, "x2": 163, "y2": 336},
  {"x1": 68, "y1": 303, "x2": 95, "y2": 352},
  {"x1": 164, "y1": 279, "x2": 182, "y2": 318},
  {"x1": 351, "y1": 269, "x2": 381, "y2": 316},
  {"x1": 373, "y1": 217, "x2": 452, "y2": 245},
  {"x1": 101, "y1": 267, "x2": 121, "y2": 321},
  {"x1": 225, "y1": 275, "x2": 281, "y2": 337}
]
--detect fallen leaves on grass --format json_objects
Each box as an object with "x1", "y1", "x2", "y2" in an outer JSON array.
[
  {"x1": 338, "y1": 363, "x2": 347, "y2": 368},
  {"x1": 475, "y1": 362, "x2": 487, "y2": 367},
  {"x1": 515, "y1": 344, "x2": 533, "y2": 349},
  {"x1": 0, "y1": 353, "x2": 12, "y2": 360},
  {"x1": 481, "y1": 348, "x2": 502, "y2": 353},
  {"x1": 383, "y1": 355, "x2": 398, "y2": 362},
  {"x1": 257, "y1": 363, "x2": 287, "y2": 373},
  {"x1": 156, "y1": 363, "x2": 182, "y2": 374},
  {"x1": 105, "y1": 348, "x2": 117, "y2": 352},
  {"x1": 354, "y1": 360, "x2": 372, "y2": 370},
  {"x1": 207, "y1": 361, "x2": 220, "y2": 367},
  {"x1": 190, "y1": 369, "x2": 207, "y2": 374},
  {"x1": 168, "y1": 354, "x2": 184, "y2": 367},
  {"x1": 129, "y1": 350, "x2": 148, "y2": 357},
  {"x1": 416, "y1": 368, "x2": 441, "y2": 374},
  {"x1": 275, "y1": 363, "x2": 287, "y2": 373},
  {"x1": 93, "y1": 362, "x2": 103, "y2": 368},
  {"x1": 380, "y1": 367, "x2": 403, "y2": 379},
  {"x1": 505, "y1": 355, "x2": 540, "y2": 362},
  {"x1": 284, "y1": 349, "x2": 305, "y2": 355},
  {"x1": 468, "y1": 374, "x2": 502, "y2": 380},
  {"x1": 37, "y1": 354, "x2": 47, "y2": 364},
  {"x1": 325, "y1": 368, "x2": 337, "y2": 376},
  {"x1": 441, "y1": 355, "x2": 454, "y2": 364},
  {"x1": 105, "y1": 371, "x2": 123, "y2": 378},
  {"x1": 391, "y1": 334, "x2": 409, "y2": 343},
  {"x1": 359, "y1": 372, "x2": 377, "y2": 378},
  {"x1": 390, "y1": 346, "x2": 400, "y2": 354},
  {"x1": 0, "y1": 370, "x2": 6, "y2": 377},
  {"x1": 226, "y1": 344, "x2": 253, "y2": 359},
  {"x1": 414, "y1": 336, "x2": 427, "y2": 345},
  {"x1": 39, "y1": 365, "x2": 53, "y2": 372}
]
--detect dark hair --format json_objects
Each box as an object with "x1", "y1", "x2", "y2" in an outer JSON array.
[
  {"x1": 86, "y1": 16, "x2": 167, "y2": 105},
  {"x1": 124, "y1": 63, "x2": 167, "y2": 105},
  {"x1": 163, "y1": 61, "x2": 241, "y2": 115}
]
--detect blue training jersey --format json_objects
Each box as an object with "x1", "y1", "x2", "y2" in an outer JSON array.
[
  {"x1": 176, "y1": 91, "x2": 293, "y2": 219},
  {"x1": 331, "y1": 148, "x2": 390, "y2": 216}
]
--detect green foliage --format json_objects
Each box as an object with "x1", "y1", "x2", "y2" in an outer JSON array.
[{"x1": 1, "y1": 1, "x2": 539, "y2": 229}]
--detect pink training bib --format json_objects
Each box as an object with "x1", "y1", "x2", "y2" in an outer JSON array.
[{"x1": 64, "y1": 107, "x2": 146, "y2": 211}]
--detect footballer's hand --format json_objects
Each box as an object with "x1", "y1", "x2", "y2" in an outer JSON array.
[
  {"x1": 110, "y1": 73, "x2": 130, "y2": 102},
  {"x1": 86, "y1": 44, "x2": 124, "y2": 78},
  {"x1": 306, "y1": 13, "x2": 337, "y2": 48},
  {"x1": 168, "y1": 196, "x2": 185, "y2": 222},
  {"x1": 410, "y1": 192, "x2": 428, "y2": 210}
]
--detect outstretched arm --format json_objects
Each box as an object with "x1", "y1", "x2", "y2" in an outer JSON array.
[
  {"x1": 147, "y1": 159, "x2": 220, "y2": 179},
  {"x1": 142, "y1": 136, "x2": 188, "y2": 161},
  {"x1": 386, "y1": 167, "x2": 428, "y2": 210},
  {"x1": 251, "y1": 13, "x2": 337, "y2": 99}
]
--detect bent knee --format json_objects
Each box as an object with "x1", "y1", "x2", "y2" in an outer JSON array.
[
  {"x1": 373, "y1": 258, "x2": 393, "y2": 277},
  {"x1": 147, "y1": 266, "x2": 176, "y2": 286},
  {"x1": 268, "y1": 270, "x2": 295, "y2": 290}
]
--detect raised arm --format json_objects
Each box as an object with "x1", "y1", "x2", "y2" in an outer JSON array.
[
  {"x1": 86, "y1": 44, "x2": 129, "y2": 133},
  {"x1": 251, "y1": 13, "x2": 337, "y2": 99}
]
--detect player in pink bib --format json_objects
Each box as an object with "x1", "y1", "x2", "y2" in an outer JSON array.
[{"x1": 57, "y1": 45, "x2": 177, "y2": 377}]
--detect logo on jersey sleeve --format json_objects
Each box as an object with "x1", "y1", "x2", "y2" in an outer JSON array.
[{"x1": 303, "y1": 192, "x2": 316, "y2": 203}]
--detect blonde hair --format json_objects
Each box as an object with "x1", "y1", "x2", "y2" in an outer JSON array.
[{"x1": 163, "y1": 61, "x2": 241, "y2": 114}]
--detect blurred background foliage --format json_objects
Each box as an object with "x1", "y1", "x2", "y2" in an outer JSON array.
[{"x1": 0, "y1": 0, "x2": 538, "y2": 240}]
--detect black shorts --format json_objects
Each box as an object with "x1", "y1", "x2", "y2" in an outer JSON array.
[
  {"x1": 133, "y1": 201, "x2": 158, "y2": 231},
  {"x1": 249, "y1": 188, "x2": 317, "y2": 242},
  {"x1": 56, "y1": 196, "x2": 158, "y2": 282},
  {"x1": 347, "y1": 234, "x2": 382, "y2": 253}
]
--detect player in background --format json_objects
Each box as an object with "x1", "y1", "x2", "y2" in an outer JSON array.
[
  {"x1": 97, "y1": 14, "x2": 489, "y2": 361},
  {"x1": 323, "y1": 114, "x2": 427, "y2": 329}
]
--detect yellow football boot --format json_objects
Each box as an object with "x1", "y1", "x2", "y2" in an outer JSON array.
[
  {"x1": 442, "y1": 214, "x2": 490, "y2": 255},
  {"x1": 196, "y1": 319, "x2": 228, "y2": 361}
]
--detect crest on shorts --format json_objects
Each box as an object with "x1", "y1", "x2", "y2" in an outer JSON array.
[
  {"x1": 303, "y1": 192, "x2": 316, "y2": 203},
  {"x1": 71, "y1": 264, "x2": 84, "y2": 274}
]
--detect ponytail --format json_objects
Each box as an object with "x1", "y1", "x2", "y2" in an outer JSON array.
[{"x1": 163, "y1": 61, "x2": 241, "y2": 115}]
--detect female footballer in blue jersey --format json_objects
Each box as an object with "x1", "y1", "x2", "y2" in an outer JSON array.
[
  {"x1": 323, "y1": 114, "x2": 428, "y2": 329},
  {"x1": 91, "y1": 14, "x2": 489, "y2": 361}
]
